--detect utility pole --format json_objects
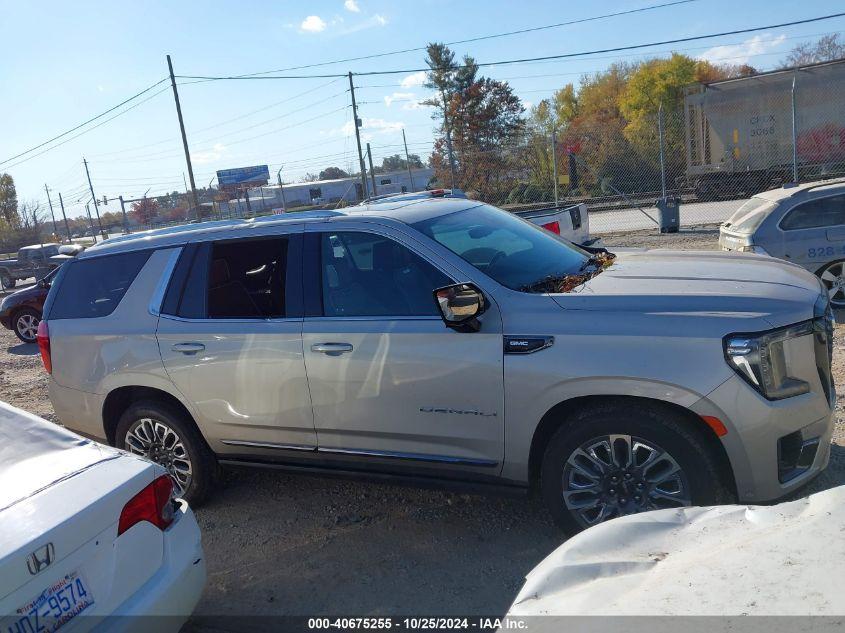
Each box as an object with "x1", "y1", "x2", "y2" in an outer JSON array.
[
  {"x1": 348, "y1": 72, "x2": 369, "y2": 200},
  {"x1": 83, "y1": 158, "x2": 105, "y2": 238},
  {"x1": 119, "y1": 196, "x2": 129, "y2": 234},
  {"x1": 402, "y1": 129, "x2": 415, "y2": 191},
  {"x1": 551, "y1": 123, "x2": 559, "y2": 206},
  {"x1": 44, "y1": 185, "x2": 59, "y2": 239},
  {"x1": 366, "y1": 143, "x2": 378, "y2": 197},
  {"x1": 791, "y1": 75, "x2": 799, "y2": 183},
  {"x1": 57, "y1": 193, "x2": 72, "y2": 242},
  {"x1": 85, "y1": 204, "x2": 97, "y2": 244},
  {"x1": 276, "y1": 167, "x2": 288, "y2": 211},
  {"x1": 167, "y1": 54, "x2": 199, "y2": 215}
]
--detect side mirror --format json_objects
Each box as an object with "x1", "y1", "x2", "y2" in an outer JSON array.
[{"x1": 433, "y1": 283, "x2": 487, "y2": 332}]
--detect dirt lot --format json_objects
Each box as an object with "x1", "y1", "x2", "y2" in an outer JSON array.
[{"x1": 1, "y1": 226, "x2": 843, "y2": 622}]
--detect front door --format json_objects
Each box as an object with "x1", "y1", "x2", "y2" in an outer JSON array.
[
  {"x1": 301, "y1": 228, "x2": 505, "y2": 473},
  {"x1": 157, "y1": 231, "x2": 317, "y2": 452}
]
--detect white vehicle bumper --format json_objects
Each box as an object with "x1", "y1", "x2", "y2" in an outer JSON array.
[{"x1": 94, "y1": 500, "x2": 206, "y2": 633}]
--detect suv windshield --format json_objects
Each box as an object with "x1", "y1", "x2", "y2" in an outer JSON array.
[
  {"x1": 413, "y1": 204, "x2": 590, "y2": 291},
  {"x1": 723, "y1": 197, "x2": 778, "y2": 234}
]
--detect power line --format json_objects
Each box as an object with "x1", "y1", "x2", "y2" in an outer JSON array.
[
  {"x1": 174, "y1": 12, "x2": 845, "y2": 82},
  {"x1": 3, "y1": 85, "x2": 171, "y2": 170},
  {"x1": 352, "y1": 12, "x2": 845, "y2": 76},
  {"x1": 180, "y1": 0, "x2": 699, "y2": 79},
  {"x1": 0, "y1": 77, "x2": 169, "y2": 167}
]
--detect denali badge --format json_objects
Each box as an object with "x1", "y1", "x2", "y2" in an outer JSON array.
[
  {"x1": 420, "y1": 407, "x2": 497, "y2": 417},
  {"x1": 27, "y1": 543, "x2": 55, "y2": 575}
]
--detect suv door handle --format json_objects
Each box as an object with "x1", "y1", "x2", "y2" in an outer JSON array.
[
  {"x1": 171, "y1": 342, "x2": 205, "y2": 354},
  {"x1": 311, "y1": 342, "x2": 353, "y2": 355}
]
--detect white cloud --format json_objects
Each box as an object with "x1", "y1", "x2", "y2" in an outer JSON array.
[
  {"x1": 336, "y1": 117, "x2": 405, "y2": 140},
  {"x1": 698, "y1": 33, "x2": 787, "y2": 65},
  {"x1": 344, "y1": 0, "x2": 360, "y2": 12},
  {"x1": 340, "y1": 13, "x2": 388, "y2": 34},
  {"x1": 300, "y1": 15, "x2": 327, "y2": 33},
  {"x1": 193, "y1": 143, "x2": 226, "y2": 165},
  {"x1": 400, "y1": 71, "x2": 427, "y2": 89},
  {"x1": 384, "y1": 91, "x2": 415, "y2": 107}
]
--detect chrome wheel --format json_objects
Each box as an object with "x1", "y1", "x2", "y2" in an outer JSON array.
[
  {"x1": 125, "y1": 418, "x2": 193, "y2": 496},
  {"x1": 15, "y1": 312, "x2": 39, "y2": 343},
  {"x1": 562, "y1": 434, "x2": 691, "y2": 528},
  {"x1": 820, "y1": 261, "x2": 845, "y2": 307}
]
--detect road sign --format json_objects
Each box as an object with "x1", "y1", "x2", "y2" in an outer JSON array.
[{"x1": 217, "y1": 165, "x2": 270, "y2": 192}]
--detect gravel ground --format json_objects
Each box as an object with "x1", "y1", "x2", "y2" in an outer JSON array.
[{"x1": 1, "y1": 226, "x2": 843, "y2": 622}]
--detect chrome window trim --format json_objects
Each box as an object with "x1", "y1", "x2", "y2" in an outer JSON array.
[
  {"x1": 159, "y1": 314, "x2": 302, "y2": 325},
  {"x1": 304, "y1": 315, "x2": 442, "y2": 322},
  {"x1": 148, "y1": 247, "x2": 184, "y2": 317}
]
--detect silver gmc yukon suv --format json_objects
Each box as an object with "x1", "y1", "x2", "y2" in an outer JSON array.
[{"x1": 39, "y1": 199, "x2": 835, "y2": 532}]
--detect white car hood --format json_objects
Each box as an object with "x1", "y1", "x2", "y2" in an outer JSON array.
[
  {"x1": 0, "y1": 402, "x2": 121, "y2": 513},
  {"x1": 507, "y1": 486, "x2": 845, "y2": 617}
]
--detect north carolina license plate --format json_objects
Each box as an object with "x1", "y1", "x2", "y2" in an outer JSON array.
[{"x1": 2, "y1": 571, "x2": 94, "y2": 633}]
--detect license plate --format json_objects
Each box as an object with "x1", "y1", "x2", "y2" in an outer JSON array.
[{"x1": 2, "y1": 571, "x2": 94, "y2": 633}]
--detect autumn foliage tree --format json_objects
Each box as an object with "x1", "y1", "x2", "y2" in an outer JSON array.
[
  {"x1": 130, "y1": 198, "x2": 159, "y2": 225},
  {"x1": 424, "y1": 43, "x2": 525, "y2": 200}
]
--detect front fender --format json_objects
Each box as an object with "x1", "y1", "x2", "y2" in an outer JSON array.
[{"x1": 501, "y1": 374, "x2": 727, "y2": 483}]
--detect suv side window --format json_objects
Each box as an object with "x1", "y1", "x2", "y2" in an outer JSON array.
[
  {"x1": 49, "y1": 251, "x2": 152, "y2": 319},
  {"x1": 319, "y1": 231, "x2": 451, "y2": 317},
  {"x1": 173, "y1": 237, "x2": 293, "y2": 319},
  {"x1": 781, "y1": 194, "x2": 845, "y2": 230}
]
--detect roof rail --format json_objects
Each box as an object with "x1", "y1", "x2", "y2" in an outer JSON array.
[{"x1": 792, "y1": 177, "x2": 845, "y2": 194}]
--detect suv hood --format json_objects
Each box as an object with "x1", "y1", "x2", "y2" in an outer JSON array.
[{"x1": 551, "y1": 250, "x2": 822, "y2": 329}]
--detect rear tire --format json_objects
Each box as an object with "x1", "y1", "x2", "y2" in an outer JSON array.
[
  {"x1": 540, "y1": 401, "x2": 734, "y2": 533},
  {"x1": 817, "y1": 260, "x2": 845, "y2": 308},
  {"x1": 0, "y1": 272, "x2": 15, "y2": 290},
  {"x1": 116, "y1": 400, "x2": 218, "y2": 506},
  {"x1": 12, "y1": 308, "x2": 40, "y2": 344}
]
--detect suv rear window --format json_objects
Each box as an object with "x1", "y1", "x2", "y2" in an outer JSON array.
[
  {"x1": 49, "y1": 251, "x2": 151, "y2": 319},
  {"x1": 781, "y1": 194, "x2": 845, "y2": 230}
]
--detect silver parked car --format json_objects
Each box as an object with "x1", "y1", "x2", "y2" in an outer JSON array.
[
  {"x1": 720, "y1": 179, "x2": 845, "y2": 306},
  {"x1": 40, "y1": 200, "x2": 834, "y2": 532}
]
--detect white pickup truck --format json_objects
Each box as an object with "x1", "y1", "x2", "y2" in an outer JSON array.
[{"x1": 364, "y1": 190, "x2": 592, "y2": 245}]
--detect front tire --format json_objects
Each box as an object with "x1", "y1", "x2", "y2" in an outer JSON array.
[
  {"x1": 12, "y1": 308, "x2": 40, "y2": 343},
  {"x1": 116, "y1": 400, "x2": 218, "y2": 506},
  {"x1": 540, "y1": 401, "x2": 734, "y2": 533}
]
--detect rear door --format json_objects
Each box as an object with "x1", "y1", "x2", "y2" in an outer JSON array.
[
  {"x1": 301, "y1": 224, "x2": 505, "y2": 473},
  {"x1": 156, "y1": 227, "x2": 317, "y2": 453},
  {"x1": 780, "y1": 194, "x2": 845, "y2": 270}
]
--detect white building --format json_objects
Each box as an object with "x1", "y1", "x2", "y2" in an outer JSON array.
[{"x1": 220, "y1": 168, "x2": 435, "y2": 215}]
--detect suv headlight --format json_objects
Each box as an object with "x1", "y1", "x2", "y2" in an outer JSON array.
[
  {"x1": 725, "y1": 321, "x2": 814, "y2": 400},
  {"x1": 725, "y1": 294, "x2": 834, "y2": 401}
]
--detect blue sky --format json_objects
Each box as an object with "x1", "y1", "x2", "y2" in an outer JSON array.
[{"x1": 2, "y1": 0, "x2": 844, "y2": 219}]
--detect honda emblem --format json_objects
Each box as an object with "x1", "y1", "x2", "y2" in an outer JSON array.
[{"x1": 26, "y1": 543, "x2": 55, "y2": 575}]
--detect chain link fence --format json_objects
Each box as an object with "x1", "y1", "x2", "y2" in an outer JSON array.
[{"x1": 428, "y1": 61, "x2": 845, "y2": 235}]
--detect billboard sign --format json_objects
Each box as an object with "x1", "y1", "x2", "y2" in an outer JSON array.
[{"x1": 216, "y1": 165, "x2": 270, "y2": 192}]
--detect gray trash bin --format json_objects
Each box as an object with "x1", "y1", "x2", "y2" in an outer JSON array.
[{"x1": 655, "y1": 196, "x2": 680, "y2": 233}]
